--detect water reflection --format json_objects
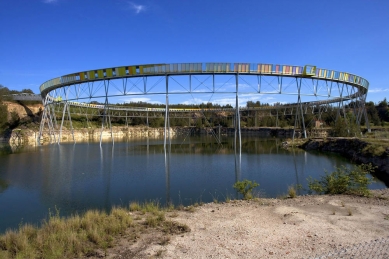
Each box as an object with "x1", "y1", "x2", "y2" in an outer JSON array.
[{"x1": 0, "y1": 179, "x2": 8, "y2": 193}]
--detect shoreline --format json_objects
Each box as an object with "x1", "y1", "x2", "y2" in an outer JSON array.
[{"x1": 1, "y1": 190, "x2": 388, "y2": 258}]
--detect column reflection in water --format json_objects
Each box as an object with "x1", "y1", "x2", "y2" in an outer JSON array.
[
  {"x1": 234, "y1": 141, "x2": 241, "y2": 183},
  {"x1": 164, "y1": 138, "x2": 171, "y2": 205},
  {"x1": 292, "y1": 148, "x2": 301, "y2": 195}
]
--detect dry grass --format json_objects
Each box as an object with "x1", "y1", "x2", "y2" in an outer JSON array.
[
  {"x1": 0, "y1": 202, "x2": 190, "y2": 259},
  {"x1": 347, "y1": 207, "x2": 353, "y2": 216},
  {"x1": 288, "y1": 185, "x2": 297, "y2": 198}
]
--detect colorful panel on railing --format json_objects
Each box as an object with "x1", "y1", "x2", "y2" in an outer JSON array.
[
  {"x1": 117, "y1": 67, "x2": 126, "y2": 76},
  {"x1": 333, "y1": 71, "x2": 339, "y2": 80},
  {"x1": 343, "y1": 73, "x2": 349, "y2": 82},
  {"x1": 339, "y1": 72, "x2": 344, "y2": 81},
  {"x1": 39, "y1": 63, "x2": 369, "y2": 94},
  {"x1": 106, "y1": 68, "x2": 113, "y2": 77},
  {"x1": 194, "y1": 63, "x2": 202, "y2": 72},
  {"x1": 260, "y1": 64, "x2": 272, "y2": 74},
  {"x1": 233, "y1": 63, "x2": 249, "y2": 73},
  {"x1": 61, "y1": 74, "x2": 77, "y2": 84},
  {"x1": 128, "y1": 66, "x2": 135, "y2": 75},
  {"x1": 87, "y1": 71, "x2": 95, "y2": 80},
  {"x1": 96, "y1": 70, "x2": 103, "y2": 79},
  {"x1": 282, "y1": 65, "x2": 291, "y2": 75}
]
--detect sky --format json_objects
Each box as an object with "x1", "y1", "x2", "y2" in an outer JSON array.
[{"x1": 1, "y1": 0, "x2": 388, "y2": 106}]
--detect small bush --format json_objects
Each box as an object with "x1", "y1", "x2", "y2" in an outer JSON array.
[
  {"x1": 288, "y1": 186, "x2": 297, "y2": 198},
  {"x1": 233, "y1": 179, "x2": 260, "y2": 200},
  {"x1": 308, "y1": 163, "x2": 376, "y2": 196}
]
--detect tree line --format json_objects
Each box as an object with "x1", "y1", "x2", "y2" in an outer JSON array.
[
  {"x1": 67, "y1": 99, "x2": 389, "y2": 136},
  {"x1": 1, "y1": 82, "x2": 388, "y2": 137}
]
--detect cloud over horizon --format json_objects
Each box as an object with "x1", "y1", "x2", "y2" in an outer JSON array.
[{"x1": 368, "y1": 88, "x2": 389, "y2": 93}]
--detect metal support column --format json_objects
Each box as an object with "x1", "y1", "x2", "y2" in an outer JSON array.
[
  {"x1": 164, "y1": 75, "x2": 170, "y2": 150},
  {"x1": 235, "y1": 73, "x2": 241, "y2": 156}
]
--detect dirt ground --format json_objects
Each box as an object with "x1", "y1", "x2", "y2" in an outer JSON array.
[{"x1": 105, "y1": 189, "x2": 389, "y2": 259}]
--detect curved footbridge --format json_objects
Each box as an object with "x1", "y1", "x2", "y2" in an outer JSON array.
[{"x1": 36, "y1": 63, "x2": 370, "y2": 146}]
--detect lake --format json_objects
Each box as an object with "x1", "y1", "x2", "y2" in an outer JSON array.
[{"x1": 0, "y1": 135, "x2": 386, "y2": 233}]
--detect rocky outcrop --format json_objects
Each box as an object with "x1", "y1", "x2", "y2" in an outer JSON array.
[{"x1": 301, "y1": 138, "x2": 389, "y2": 183}]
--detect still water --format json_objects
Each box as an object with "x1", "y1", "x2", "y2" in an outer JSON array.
[{"x1": 0, "y1": 136, "x2": 386, "y2": 233}]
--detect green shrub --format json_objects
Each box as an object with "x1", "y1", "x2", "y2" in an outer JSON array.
[
  {"x1": 288, "y1": 185, "x2": 297, "y2": 198},
  {"x1": 308, "y1": 163, "x2": 376, "y2": 196},
  {"x1": 233, "y1": 179, "x2": 259, "y2": 200}
]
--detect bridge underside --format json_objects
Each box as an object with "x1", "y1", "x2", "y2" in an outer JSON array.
[{"x1": 38, "y1": 71, "x2": 370, "y2": 149}]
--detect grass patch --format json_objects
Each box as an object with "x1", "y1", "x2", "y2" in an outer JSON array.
[
  {"x1": 0, "y1": 202, "x2": 190, "y2": 259},
  {"x1": 362, "y1": 143, "x2": 388, "y2": 157}
]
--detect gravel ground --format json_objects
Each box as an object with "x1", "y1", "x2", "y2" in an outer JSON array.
[{"x1": 107, "y1": 189, "x2": 389, "y2": 259}]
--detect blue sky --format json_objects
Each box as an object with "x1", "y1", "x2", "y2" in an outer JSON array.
[{"x1": 1, "y1": 0, "x2": 388, "y2": 106}]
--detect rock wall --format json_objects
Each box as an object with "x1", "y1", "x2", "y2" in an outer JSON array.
[
  {"x1": 301, "y1": 138, "x2": 389, "y2": 183},
  {"x1": 7, "y1": 127, "x2": 197, "y2": 145},
  {"x1": 4, "y1": 126, "x2": 331, "y2": 145}
]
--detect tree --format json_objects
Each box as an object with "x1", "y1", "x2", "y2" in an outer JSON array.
[
  {"x1": 365, "y1": 101, "x2": 381, "y2": 126},
  {"x1": 0, "y1": 101, "x2": 7, "y2": 132},
  {"x1": 21, "y1": 89, "x2": 34, "y2": 94},
  {"x1": 378, "y1": 98, "x2": 387, "y2": 108},
  {"x1": 332, "y1": 113, "x2": 359, "y2": 137},
  {"x1": 377, "y1": 98, "x2": 389, "y2": 123}
]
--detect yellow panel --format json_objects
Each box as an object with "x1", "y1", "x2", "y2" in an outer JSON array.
[
  {"x1": 117, "y1": 67, "x2": 126, "y2": 76},
  {"x1": 106, "y1": 68, "x2": 113, "y2": 77},
  {"x1": 80, "y1": 72, "x2": 85, "y2": 81},
  {"x1": 97, "y1": 70, "x2": 104, "y2": 78},
  {"x1": 139, "y1": 66, "x2": 144, "y2": 74},
  {"x1": 88, "y1": 71, "x2": 95, "y2": 79},
  {"x1": 129, "y1": 66, "x2": 136, "y2": 75}
]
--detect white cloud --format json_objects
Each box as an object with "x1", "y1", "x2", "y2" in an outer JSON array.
[
  {"x1": 128, "y1": 1, "x2": 146, "y2": 14},
  {"x1": 43, "y1": 0, "x2": 57, "y2": 3},
  {"x1": 368, "y1": 88, "x2": 389, "y2": 93}
]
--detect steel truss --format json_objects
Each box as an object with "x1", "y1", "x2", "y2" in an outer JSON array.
[{"x1": 38, "y1": 63, "x2": 370, "y2": 149}]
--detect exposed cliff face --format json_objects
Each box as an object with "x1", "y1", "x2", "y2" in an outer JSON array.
[
  {"x1": 301, "y1": 138, "x2": 389, "y2": 183},
  {"x1": 3, "y1": 101, "x2": 43, "y2": 119}
]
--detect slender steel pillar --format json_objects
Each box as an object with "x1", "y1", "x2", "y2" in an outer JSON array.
[
  {"x1": 235, "y1": 73, "x2": 241, "y2": 157},
  {"x1": 164, "y1": 75, "x2": 170, "y2": 150}
]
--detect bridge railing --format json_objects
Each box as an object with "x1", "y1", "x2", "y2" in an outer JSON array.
[{"x1": 40, "y1": 63, "x2": 369, "y2": 95}]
